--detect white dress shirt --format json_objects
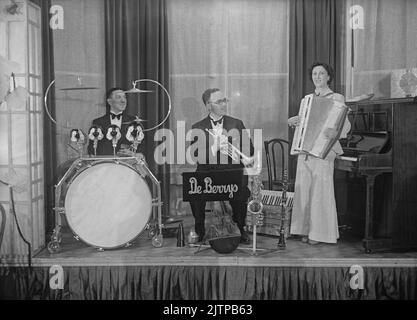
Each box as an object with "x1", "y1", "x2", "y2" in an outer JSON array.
[{"x1": 210, "y1": 117, "x2": 224, "y2": 155}]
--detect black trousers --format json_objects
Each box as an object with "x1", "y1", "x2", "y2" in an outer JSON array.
[
  {"x1": 190, "y1": 199, "x2": 248, "y2": 239},
  {"x1": 189, "y1": 165, "x2": 249, "y2": 239}
]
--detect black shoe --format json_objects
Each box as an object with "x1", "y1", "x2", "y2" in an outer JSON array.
[{"x1": 240, "y1": 231, "x2": 250, "y2": 244}]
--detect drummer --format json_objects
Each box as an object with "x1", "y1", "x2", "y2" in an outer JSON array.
[{"x1": 87, "y1": 87, "x2": 145, "y2": 156}]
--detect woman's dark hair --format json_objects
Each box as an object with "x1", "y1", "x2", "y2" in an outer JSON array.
[{"x1": 309, "y1": 62, "x2": 334, "y2": 85}]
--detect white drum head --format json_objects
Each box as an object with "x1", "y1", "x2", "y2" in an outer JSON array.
[{"x1": 65, "y1": 162, "x2": 152, "y2": 248}]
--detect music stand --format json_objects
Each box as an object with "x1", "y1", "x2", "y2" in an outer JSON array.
[{"x1": 183, "y1": 171, "x2": 279, "y2": 255}]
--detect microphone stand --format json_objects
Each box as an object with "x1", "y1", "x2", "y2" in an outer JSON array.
[
  {"x1": 93, "y1": 137, "x2": 98, "y2": 156},
  {"x1": 112, "y1": 137, "x2": 117, "y2": 156},
  {"x1": 131, "y1": 129, "x2": 140, "y2": 153},
  {"x1": 89, "y1": 128, "x2": 102, "y2": 157},
  {"x1": 106, "y1": 126, "x2": 120, "y2": 156}
]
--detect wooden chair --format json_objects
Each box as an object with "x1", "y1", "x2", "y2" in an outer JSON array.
[{"x1": 264, "y1": 138, "x2": 294, "y2": 191}]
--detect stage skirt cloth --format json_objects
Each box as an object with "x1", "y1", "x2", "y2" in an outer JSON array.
[{"x1": 1, "y1": 265, "x2": 416, "y2": 300}]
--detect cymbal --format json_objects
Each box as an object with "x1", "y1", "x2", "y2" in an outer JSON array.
[
  {"x1": 59, "y1": 86, "x2": 100, "y2": 91},
  {"x1": 121, "y1": 117, "x2": 147, "y2": 124},
  {"x1": 124, "y1": 88, "x2": 154, "y2": 94}
]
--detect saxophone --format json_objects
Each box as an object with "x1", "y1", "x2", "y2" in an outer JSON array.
[{"x1": 247, "y1": 163, "x2": 264, "y2": 232}]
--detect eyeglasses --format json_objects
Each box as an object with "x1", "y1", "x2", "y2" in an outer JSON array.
[{"x1": 209, "y1": 98, "x2": 229, "y2": 105}]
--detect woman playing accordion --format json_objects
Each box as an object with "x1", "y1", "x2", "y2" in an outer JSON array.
[{"x1": 288, "y1": 62, "x2": 351, "y2": 245}]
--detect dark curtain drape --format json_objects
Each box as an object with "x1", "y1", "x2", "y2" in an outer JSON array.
[
  {"x1": 105, "y1": 0, "x2": 170, "y2": 218},
  {"x1": 2, "y1": 265, "x2": 416, "y2": 300},
  {"x1": 30, "y1": 0, "x2": 57, "y2": 237},
  {"x1": 288, "y1": 0, "x2": 346, "y2": 178}
]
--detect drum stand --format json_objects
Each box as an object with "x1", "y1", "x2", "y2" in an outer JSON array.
[
  {"x1": 47, "y1": 156, "x2": 164, "y2": 253},
  {"x1": 136, "y1": 158, "x2": 164, "y2": 248}
]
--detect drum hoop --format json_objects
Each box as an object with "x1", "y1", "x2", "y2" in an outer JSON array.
[
  {"x1": 66, "y1": 159, "x2": 144, "y2": 186},
  {"x1": 64, "y1": 160, "x2": 152, "y2": 249},
  {"x1": 67, "y1": 226, "x2": 148, "y2": 250}
]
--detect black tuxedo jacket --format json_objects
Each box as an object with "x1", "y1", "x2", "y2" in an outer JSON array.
[
  {"x1": 191, "y1": 115, "x2": 254, "y2": 172},
  {"x1": 87, "y1": 113, "x2": 145, "y2": 156}
]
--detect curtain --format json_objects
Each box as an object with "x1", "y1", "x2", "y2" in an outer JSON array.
[
  {"x1": 288, "y1": 0, "x2": 346, "y2": 178},
  {"x1": 345, "y1": 0, "x2": 417, "y2": 99},
  {"x1": 167, "y1": 0, "x2": 289, "y2": 193},
  {"x1": 30, "y1": 0, "x2": 57, "y2": 236},
  {"x1": 51, "y1": 0, "x2": 106, "y2": 167},
  {"x1": 105, "y1": 0, "x2": 170, "y2": 218}
]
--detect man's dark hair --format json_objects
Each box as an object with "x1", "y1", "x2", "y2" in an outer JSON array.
[
  {"x1": 202, "y1": 88, "x2": 220, "y2": 105},
  {"x1": 309, "y1": 62, "x2": 334, "y2": 85},
  {"x1": 106, "y1": 87, "x2": 124, "y2": 100}
]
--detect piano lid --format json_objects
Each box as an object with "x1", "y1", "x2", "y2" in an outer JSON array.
[{"x1": 341, "y1": 132, "x2": 389, "y2": 155}]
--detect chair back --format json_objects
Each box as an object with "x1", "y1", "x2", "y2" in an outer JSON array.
[{"x1": 264, "y1": 138, "x2": 292, "y2": 190}]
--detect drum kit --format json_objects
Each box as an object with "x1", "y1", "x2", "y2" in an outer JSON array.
[{"x1": 44, "y1": 78, "x2": 171, "y2": 253}]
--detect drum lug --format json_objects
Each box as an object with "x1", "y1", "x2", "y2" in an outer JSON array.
[
  {"x1": 152, "y1": 199, "x2": 163, "y2": 206},
  {"x1": 97, "y1": 247, "x2": 105, "y2": 252},
  {"x1": 125, "y1": 242, "x2": 132, "y2": 248},
  {"x1": 53, "y1": 207, "x2": 65, "y2": 215},
  {"x1": 74, "y1": 235, "x2": 80, "y2": 241}
]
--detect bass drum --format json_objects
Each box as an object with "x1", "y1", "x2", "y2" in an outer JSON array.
[{"x1": 64, "y1": 161, "x2": 152, "y2": 249}]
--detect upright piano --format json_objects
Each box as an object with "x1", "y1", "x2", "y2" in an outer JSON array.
[{"x1": 335, "y1": 97, "x2": 417, "y2": 252}]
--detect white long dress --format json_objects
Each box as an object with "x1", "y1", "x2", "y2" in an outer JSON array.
[{"x1": 290, "y1": 90, "x2": 351, "y2": 243}]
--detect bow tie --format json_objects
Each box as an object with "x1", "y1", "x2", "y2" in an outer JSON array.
[
  {"x1": 210, "y1": 117, "x2": 223, "y2": 126},
  {"x1": 110, "y1": 113, "x2": 123, "y2": 120}
]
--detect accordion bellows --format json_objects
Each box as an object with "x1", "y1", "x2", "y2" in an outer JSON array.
[{"x1": 290, "y1": 94, "x2": 349, "y2": 159}]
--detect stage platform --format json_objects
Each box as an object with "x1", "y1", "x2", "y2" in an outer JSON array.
[
  {"x1": 1, "y1": 215, "x2": 417, "y2": 300},
  {"x1": 28, "y1": 228, "x2": 417, "y2": 268}
]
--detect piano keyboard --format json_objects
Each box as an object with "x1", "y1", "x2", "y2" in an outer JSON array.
[
  {"x1": 338, "y1": 155, "x2": 358, "y2": 162},
  {"x1": 261, "y1": 190, "x2": 294, "y2": 208}
]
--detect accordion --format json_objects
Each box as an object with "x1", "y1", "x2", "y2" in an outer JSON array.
[
  {"x1": 290, "y1": 94, "x2": 349, "y2": 159},
  {"x1": 246, "y1": 190, "x2": 293, "y2": 238}
]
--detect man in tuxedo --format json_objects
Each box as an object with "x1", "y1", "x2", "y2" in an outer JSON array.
[
  {"x1": 189, "y1": 88, "x2": 253, "y2": 244},
  {"x1": 88, "y1": 87, "x2": 144, "y2": 156}
]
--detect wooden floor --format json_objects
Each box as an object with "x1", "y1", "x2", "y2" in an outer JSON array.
[{"x1": 33, "y1": 214, "x2": 417, "y2": 268}]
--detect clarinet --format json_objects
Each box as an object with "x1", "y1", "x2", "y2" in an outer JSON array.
[{"x1": 278, "y1": 169, "x2": 288, "y2": 249}]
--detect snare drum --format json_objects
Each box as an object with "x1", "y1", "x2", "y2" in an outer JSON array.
[{"x1": 63, "y1": 161, "x2": 152, "y2": 249}]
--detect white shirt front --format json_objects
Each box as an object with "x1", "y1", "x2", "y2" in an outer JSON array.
[{"x1": 210, "y1": 117, "x2": 224, "y2": 155}]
